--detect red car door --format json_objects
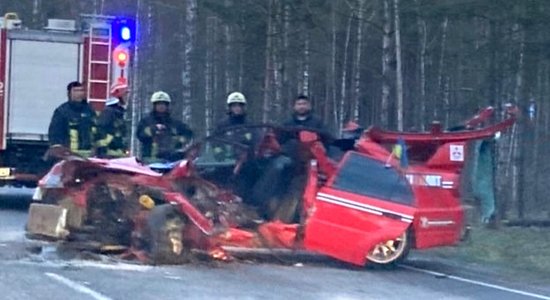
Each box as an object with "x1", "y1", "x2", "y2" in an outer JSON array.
[{"x1": 303, "y1": 152, "x2": 415, "y2": 266}]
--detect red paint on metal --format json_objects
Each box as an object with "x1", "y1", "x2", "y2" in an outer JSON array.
[
  {"x1": 303, "y1": 188, "x2": 412, "y2": 265},
  {"x1": 83, "y1": 36, "x2": 110, "y2": 111},
  {"x1": 165, "y1": 192, "x2": 215, "y2": 235}
]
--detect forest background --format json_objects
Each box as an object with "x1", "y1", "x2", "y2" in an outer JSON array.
[{"x1": 2, "y1": 0, "x2": 550, "y2": 222}]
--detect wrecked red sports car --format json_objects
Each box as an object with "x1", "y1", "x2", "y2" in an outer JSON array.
[{"x1": 27, "y1": 106, "x2": 516, "y2": 266}]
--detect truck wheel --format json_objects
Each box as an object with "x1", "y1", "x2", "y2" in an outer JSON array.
[
  {"x1": 145, "y1": 204, "x2": 187, "y2": 264},
  {"x1": 366, "y1": 230, "x2": 410, "y2": 265}
]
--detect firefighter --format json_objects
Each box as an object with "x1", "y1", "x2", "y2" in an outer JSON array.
[
  {"x1": 95, "y1": 79, "x2": 129, "y2": 158},
  {"x1": 214, "y1": 92, "x2": 249, "y2": 133},
  {"x1": 48, "y1": 81, "x2": 96, "y2": 157},
  {"x1": 136, "y1": 91, "x2": 194, "y2": 162},
  {"x1": 212, "y1": 92, "x2": 256, "y2": 160}
]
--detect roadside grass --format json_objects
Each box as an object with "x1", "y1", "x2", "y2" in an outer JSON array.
[{"x1": 424, "y1": 226, "x2": 550, "y2": 277}]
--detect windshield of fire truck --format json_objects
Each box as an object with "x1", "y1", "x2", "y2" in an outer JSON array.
[{"x1": 331, "y1": 152, "x2": 414, "y2": 206}]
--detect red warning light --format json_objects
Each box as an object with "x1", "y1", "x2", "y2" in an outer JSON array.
[
  {"x1": 117, "y1": 52, "x2": 128, "y2": 62},
  {"x1": 113, "y1": 48, "x2": 130, "y2": 67}
]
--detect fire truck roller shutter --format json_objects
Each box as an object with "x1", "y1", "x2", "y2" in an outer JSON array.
[{"x1": 8, "y1": 40, "x2": 80, "y2": 141}]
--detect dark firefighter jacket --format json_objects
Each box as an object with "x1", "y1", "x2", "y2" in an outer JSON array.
[
  {"x1": 136, "y1": 112, "x2": 193, "y2": 161},
  {"x1": 213, "y1": 114, "x2": 257, "y2": 160},
  {"x1": 214, "y1": 114, "x2": 248, "y2": 134},
  {"x1": 48, "y1": 100, "x2": 96, "y2": 153},
  {"x1": 96, "y1": 104, "x2": 127, "y2": 157}
]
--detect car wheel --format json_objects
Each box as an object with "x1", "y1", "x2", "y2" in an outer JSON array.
[
  {"x1": 145, "y1": 204, "x2": 187, "y2": 264},
  {"x1": 366, "y1": 230, "x2": 410, "y2": 265}
]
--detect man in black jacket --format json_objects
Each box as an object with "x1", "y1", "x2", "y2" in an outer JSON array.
[
  {"x1": 48, "y1": 81, "x2": 96, "y2": 156},
  {"x1": 279, "y1": 95, "x2": 331, "y2": 156},
  {"x1": 283, "y1": 94, "x2": 327, "y2": 132},
  {"x1": 136, "y1": 91, "x2": 193, "y2": 162},
  {"x1": 95, "y1": 79, "x2": 129, "y2": 158}
]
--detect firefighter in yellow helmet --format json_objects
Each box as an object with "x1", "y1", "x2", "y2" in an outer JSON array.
[{"x1": 136, "y1": 91, "x2": 193, "y2": 162}]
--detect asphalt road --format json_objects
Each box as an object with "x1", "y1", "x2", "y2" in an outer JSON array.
[{"x1": 1, "y1": 191, "x2": 549, "y2": 300}]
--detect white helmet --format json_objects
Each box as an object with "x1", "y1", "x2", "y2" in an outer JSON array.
[
  {"x1": 150, "y1": 91, "x2": 171, "y2": 103},
  {"x1": 227, "y1": 92, "x2": 246, "y2": 105},
  {"x1": 105, "y1": 97, "x2": 120, "y2": 106}
]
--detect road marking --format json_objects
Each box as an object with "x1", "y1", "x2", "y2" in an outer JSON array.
[
  {"x1": 401, "y1": 265, "x2": 550, "y2": 300},
  {"x1": 15, "y1": 259, "x2": 152, "y2": 272},
  {"x1": 45, "y1": 272, "x2": 113, "y2": 300},
  {"x1": 68, "y1": 260, "x2": 152, "y2": 272}
]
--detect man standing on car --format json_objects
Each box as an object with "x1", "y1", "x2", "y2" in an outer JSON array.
[
  {"x1": 95, "y1": 78, "x2": 129, "y2": 158},
  {"x1": 279, "y1": 94, "x2": 331, "y2": 156},
  {"x1": 48, "y1": 81, "x2": 96, "y2": 157},
  {"x1": 283, "y1": 94, "x2": 327, "y2": 132},
  {"x1": 136, "y1": 91, "x2": 194, "y2": 162}
]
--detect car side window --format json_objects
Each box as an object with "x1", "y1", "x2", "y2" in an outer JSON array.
[{"x1": 331, "y1": 152, "x2": 414, "y2": 206}]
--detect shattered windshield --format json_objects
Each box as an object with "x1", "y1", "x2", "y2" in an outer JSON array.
[{"x1": 331, "y1": 152, "x2": 414, "y2": 206}]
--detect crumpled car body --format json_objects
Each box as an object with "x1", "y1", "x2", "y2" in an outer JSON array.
[{"x1": 28, "y1": 107, "x2": 516, "y2": 266}]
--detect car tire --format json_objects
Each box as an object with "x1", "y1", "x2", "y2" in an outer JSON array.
[
  {"x1": 145, "y1": 204, "x2": 188, "y2": 265},
  {"x1": 366, "y1": 229, "x2": 411, "y2": 266}
]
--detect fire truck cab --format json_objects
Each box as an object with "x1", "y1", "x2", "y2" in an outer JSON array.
[{"x1": 0, "y1": 13, "x2": 133, "y2": 187}]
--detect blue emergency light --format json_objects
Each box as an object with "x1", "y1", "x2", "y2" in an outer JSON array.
[
  {"x1": 120, "y1": 26, "x2": 131, "y2": 41},
  {"x1": 113, "y1": 18, "x2": 135, "y2": 44}
]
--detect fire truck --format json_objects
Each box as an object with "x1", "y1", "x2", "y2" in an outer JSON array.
[{"x1": 0, "y1": 13, "x2": 134, "y2": 187}]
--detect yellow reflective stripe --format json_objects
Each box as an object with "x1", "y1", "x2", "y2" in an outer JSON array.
[
  {"x1": 152, "y1": 142, "x2": 158, "y2": 158},
  {"x1": 106, "y1": 149, "x2": 126, "y2": 157},
  {"x1": 69, "y1": 129, "x2": 78, "y2": 151},
  {"x1": 144, "y1": 127, "x2": 153, "y2": 137},
  {"x1": 96, "y1": 134, "x2": 114, "y2": 147},
  {"x1": 75, "y1": 150, "x2": 92, "y2": 158}
]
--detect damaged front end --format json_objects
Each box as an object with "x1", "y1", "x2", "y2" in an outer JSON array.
[{"x1": 27, "y1": 155, "x2": 249, "y2": 262}]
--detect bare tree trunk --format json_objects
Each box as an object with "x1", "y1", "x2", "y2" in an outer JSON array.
[
  {"x1": 283, "y1": 2, "x2": 291, "y2": 115},
  {"x1": 238, "y1": 43, "x2": 244, "y2": 91},
  {"x1": 339, "y1": 12, "x2": 354, "y2": 132},
  {"x1": 262, "y1": 0, "x2": 274, "y2": 122},
  {"x1": 415, "y1": 0, "x2": 427, "y2": 130},
  {"x1": 393, "y1": 0, "x2": 403, "y2": 131},
  {"x1": 325, "y1": 64, "x2": 332, "y2": 125},
  {"x1": 331, "y1": 2, "x2": 338, "y2": 130},
  {"x1": 205, "y1": 17, "x2": 216, "y2": 135},
  {"x1": 144, "y1": 0, "x2": 155, "y2": 110},
  {"x1": 436, "y1": 16, "x2": 449, "y2": 121},
  {"x1": 273, "y1": 0, "x2": 283, "y2": 119},
  {"x1": 224, "y1": 27, "x2": 233, "y2": 93},
  {"x1": 381, "y1": 0, "x2": 391, "y2": 127},
  {"x1": 32, "y1": 0, "x2": 41, "y2": 26},
  {"x1": 224, "y1": 0, "x2": 234, "y2": 94},
  {"x1": 181, "y1": 0, "x2": 196, "y2": 124},
  {"x1": 302, "y1": 33, "x2": 310, "y2": 96},
  {"x1": 513, "y1": 24, "x2": 525, "y2": 219},
  {"x1": 351, "y1": 0, "x2": 368, "y2": 122},
  {"x1": 130, "y1": 0, "x2": 143, "y2": 156}
]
